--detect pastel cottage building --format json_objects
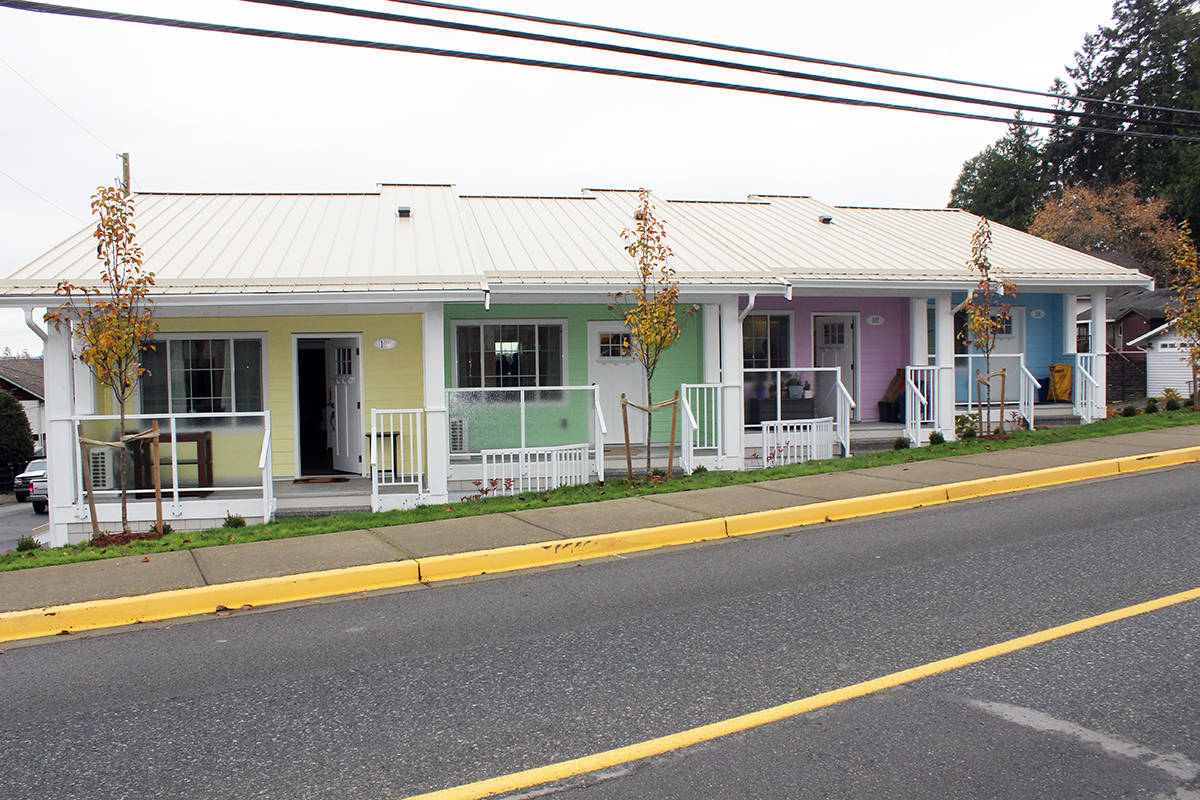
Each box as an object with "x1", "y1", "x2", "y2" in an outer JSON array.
[{"x1": 1, "y1": 185, "x2": 1151, "y2": 545}]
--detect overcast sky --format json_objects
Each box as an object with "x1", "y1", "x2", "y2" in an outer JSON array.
[{"x1": 0, "y1": 0, "x2": 1116, "y2": 354}]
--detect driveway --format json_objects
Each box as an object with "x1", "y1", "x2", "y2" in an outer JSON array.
[{"x1": 0, "y1": 498, "x2": 43, "y2": 552}]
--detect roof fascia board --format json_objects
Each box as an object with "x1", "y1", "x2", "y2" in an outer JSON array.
[
  {"x1": 486, "y1": 283, "x2": 789, "y2": 297},
  {"x1": 1126, "y1": 319, "x2": 1177, "y2": 346},
  {"x1": 0, "y1": 375, "x2": 43, "y2": 401}
]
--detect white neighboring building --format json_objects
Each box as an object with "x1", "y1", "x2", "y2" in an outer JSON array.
[{"x1": 1128, "y1": 321, "x2": 1195, "y2": 397}]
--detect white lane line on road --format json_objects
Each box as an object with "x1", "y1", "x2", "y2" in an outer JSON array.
[{"x1": 967, "y1": 699, "x2": 1200, "y2": 781}]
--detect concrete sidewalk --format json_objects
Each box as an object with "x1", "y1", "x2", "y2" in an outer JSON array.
[{"x1": 3, "y1": 425, "x2": 1199, "y2": 614}]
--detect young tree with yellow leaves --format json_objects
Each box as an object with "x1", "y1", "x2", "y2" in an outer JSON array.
[
  {"x1": 619, "y1": 189, "x2": 686, "y2": 474},
  {"x1": 47, "y1": 185, "x2": 157, "y2": 533},
  {"x1": 1166, "y1": 221, "x2": 1200, "y2": 410},
  {"x1": 960, "y1": 218, "x2": 1016, "y2": 435}
]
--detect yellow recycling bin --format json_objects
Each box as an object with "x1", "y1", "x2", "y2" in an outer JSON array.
[{"x1": 1048, "y1": 363, "x2": 1072, "y2": 402}]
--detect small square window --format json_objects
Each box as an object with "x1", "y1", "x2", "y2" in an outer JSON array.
[{"x1": 599, "y1": 332, "x2": 631, "y2": 358}]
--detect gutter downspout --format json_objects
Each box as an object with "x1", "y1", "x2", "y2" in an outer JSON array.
[
  {"x1": 737, "y1": 292, "x2": 758, "y2": 322},
  {"x1": 24, "y1": 307, "x2": 47, "y2": 342}
]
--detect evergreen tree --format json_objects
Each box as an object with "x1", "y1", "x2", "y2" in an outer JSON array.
[
  {"x1": 0, "y1": 389, "x2": 35, "y2": 468},
  {"x1": 949, "y1": 115, "x2": 1047, "y2": 230}
]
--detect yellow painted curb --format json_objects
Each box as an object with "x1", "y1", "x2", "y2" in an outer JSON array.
[
  {"x1": 724, "y1": 486, "x2": 950, "y2": 537},
  {"x1": 943, "y1": 459, "x2": 1121, "y2": 501},
  {"x1": 1116, "y1": 445, "x2": 1200, "y2": 473},
  {"x1": 416, "y1": 519, "x2": 729, "y2": 583},
  {"x1": 0, "y1": 559, "x2": 421, "y2": 644}
]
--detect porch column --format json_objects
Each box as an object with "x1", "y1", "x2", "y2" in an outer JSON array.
[
  {"x1": 718, "y1": 297, "x2": 744, "y2": 470},
  {"x1": 909, "y1": 297, "x2": 928, "y2": 366},
  {"x1": 702, "y1": 304, "x2": 721, "y2": 384},
  {"x1": 1089, "y1": 291, "x2": 1108, "y2": 417},
  {"x1": 44, "y1": 321, "x2": 76, "y2": 547},
  {"x1": 1062, "y1": 294, "x2": 1078, "y2": 357},
  {"x1": 422, "y1": 304, "x2": 449, "y2": 504},
  {"x1": 934, "y1": 292, "x2": 956, "y2": 439}
]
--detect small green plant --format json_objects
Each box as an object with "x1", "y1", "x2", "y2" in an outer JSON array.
[
  {"x1": 649, "y1": 468, "x2": 668, "y2": 478},
  {"x1": 223, "y1": 512, "x2": 246, "y2": 529},
  {"x1": 928, "y1": 431, "x2": 945, "y2": 446},
  {"x1": 149, "y1": 522, "x2": 174, "y2": 536},
  {"x1": 1122, "y1": 405, "x2": 1138, "y2": 417},
  {"x1": 1145, "y1": 398, "x2": 1159, "y2": 414},
  {"x1": 15, "y1": 535, "x2": 42, "y2": 552},
  {"x1": 689, "y1": 465, "x2": 708, "y2": 475},
  {"x1": 1163, "y1": 388, "x2": 1182, "y2": 403},
  {"x1": 893, "y1": 437, "x2": 910, "y2": 450},
  {"x1": 955, "y1": 414, "x2": 980, "y2": 439},
  {"x1": 1166, "y1": 397, "x2": 1181, "y2": 411}
]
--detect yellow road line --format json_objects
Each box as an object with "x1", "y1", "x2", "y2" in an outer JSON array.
[{"x1": 400, "y1": 586, "x2": 1200, "y2": 800}]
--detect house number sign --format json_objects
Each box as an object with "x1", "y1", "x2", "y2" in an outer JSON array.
[
  {"x1": 866, "y1": 315, "x2": 885, "y2": 326},
  {"x1": 1030, "y1": 309, "x2": 1046, "y2": 319},
  {"x1": 373, "y1": 337, "x2": 399, "y2": 351}
]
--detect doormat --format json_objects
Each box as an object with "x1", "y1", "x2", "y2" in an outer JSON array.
[{"x1": 293, "y1": 476, "x2": 350, "y2": 484}]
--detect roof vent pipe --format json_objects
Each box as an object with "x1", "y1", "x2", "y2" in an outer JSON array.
[
  {"x1": 397, "y1": 206, "x2": 411, "y2": 218},
  {"x1": 24, "y1": 307, "x2": 46, "y2": 343},
  {"x1": 738, "y1": 292, "x2": 758, "y2": 322},
  {"x1": 818, "y1": 214, "x2": 833, "y2": 224}
]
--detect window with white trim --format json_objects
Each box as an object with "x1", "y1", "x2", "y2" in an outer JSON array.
[
  {"x1": 742, "y1": 314, "x2": 790, "y2": 368},
  {"x1": 454, "y1": 323, "x2": 564, "y2": 388},
  {"x1": 141, "y1": 338, "x2": 264, "y2": 414}
]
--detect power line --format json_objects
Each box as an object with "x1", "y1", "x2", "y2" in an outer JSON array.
[
  {"x1": 381, "y1": 0, "x2": 1200, "y2": 119},
  {"x1": 0, "y1": 53, "x2": 117, "y2": 154},
  {"x1": 0, "y1": 167, "x2": 84, "y2": 221},
  {"x1": 3, "y1": 0, "x2": 1200, "y2": 144},
  {"x1": 240, "y1": 0, "x2": 1200, "y2": 133}
]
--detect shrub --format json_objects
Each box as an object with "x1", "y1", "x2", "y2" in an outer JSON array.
[
  {"x1": 1166, "y1": 398, "x2": 1181, "y2": 411},
  {"x1": 15, "y1": 535, "x2": 41, "y2": 552},
  {"x1": 1122, "y1": 405, "x2": 1138, "y2": 417},
  {"x1": 689, "y1": 465, "x2": 708, "y2": 475},
  {"x1": 893, "y1": 437, "x2": 910, "y2": 450},
  {"x1": 223, "y1": 512, "x2": 246, "y2": 529},
  {"x1": 955, "y1": 414, "x2": 979, "y2": 439},
  {"x1": 148, "y1": 523, "x2": 174, "y2": 536},
  {"x1": 928, "y1": 431, "x2": 945, "y2": 446},
  {"x1": 1163, "y1": 388, "x2": 1182, "y2": 402},
  {"x1": 1145, "y1": 398, "x2": 1159, "y2": 414},
  {"x1": 961, "y1": 426, "x2": 978, "y2": 440}
]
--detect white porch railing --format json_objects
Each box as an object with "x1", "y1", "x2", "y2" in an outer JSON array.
[
  {"x1": 444, "y1": 385, "x2": 606, "y2": 484},
  {"x1": 743, "y1": 367, "x2": 856, "y2": 456},
  {"x1": 481, "y1": 442, "x2": 590, "y2": 495},
  {"x1": 370, "y1": 408, "x2": 425, "y2": 510},
  {"x1": 1074, "y1": 353, "x2": 1101, "y2": 423},
  {"x1": 680, "y1": 382, "x2": 738, "y2": 473},
  {"x1": 69, "y1": 410, "x2": 273, "y2": 522},
  {"x1": 954, "y1": 353, "x2": 1040, "y2": 430},
  {"x1": 759, "y1": 417, "x2": 834, "y2": 467},
  {"x1": 904, "y1": 365, "x2": 939, "y2": 446}
]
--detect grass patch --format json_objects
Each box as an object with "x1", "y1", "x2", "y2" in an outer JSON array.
[{"x1": 4, "y1": 411, "x2": 1197, "y2": 573}]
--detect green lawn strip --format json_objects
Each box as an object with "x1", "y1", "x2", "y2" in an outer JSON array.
[{"x1": 4, "y1": 411, "x2": 1198, "y2": 573}]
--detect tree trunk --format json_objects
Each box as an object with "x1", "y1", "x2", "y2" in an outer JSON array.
[
  {"x1": 119, "y1": 404, "x2": 129, "y2": 534},
  {"x1": 644, "y1": 379, "x2": 653, "y2": 474}
]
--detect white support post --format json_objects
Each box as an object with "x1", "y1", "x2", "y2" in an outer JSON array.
[
  {"x1": 44, "y1": 323, "x2": 76, "y2": 546},
  {"x1": 1062, "y1": 294, "x2": 1078, "y2": 357},
  {"x1": 1089, "y1": 291, "x2": 1107, "y2": 418},
  {"x1": 934, "y1": 292, "x2": 956, "y2": 439},
  {"x1": 702, "y1": 303, "x2": 721, "y2": 384},
  {"x1": 422, "y1": 304, "x2": 450, "y2": 504},
  {"x1": 909, "y1": 297, "x2": 929, "y2": 367},
  {"x1": 718, "y1": 297, "x2": 744, "y2": 470}
]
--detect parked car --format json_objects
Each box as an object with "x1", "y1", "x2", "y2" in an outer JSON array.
[
  {"x1": 30, "y1": 476, "x2": 47, "y2": 515},
  {"x1": 14, "y1": 459, "x2": 46, "y2": 502}
]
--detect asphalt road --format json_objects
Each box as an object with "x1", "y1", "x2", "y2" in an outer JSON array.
[
  {"x1": 0, "y1": 496, "x2": 41, "y2": 551},
  {"x1": 1, "y1": 465, "x2": 1197, "y2": 800}
]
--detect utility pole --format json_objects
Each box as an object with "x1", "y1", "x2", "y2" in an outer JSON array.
[{"x1": 119, "y1": 152, "x2": 130, "y2": 196}]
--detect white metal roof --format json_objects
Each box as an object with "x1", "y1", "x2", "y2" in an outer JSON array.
[{"x1": 2, "y1": 184, "x2": 1151, "y2": 302}]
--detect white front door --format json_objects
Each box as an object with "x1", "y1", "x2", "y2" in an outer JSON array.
[
  {"x1": 325, "y1": 338, "x2": 363, "y2": 474},
  {"x1": 813, "y1": 315, "x2": 856, "y2": 420},
  {"x1": 587, "y1": 322, "x2": 646, "y2": 446}
]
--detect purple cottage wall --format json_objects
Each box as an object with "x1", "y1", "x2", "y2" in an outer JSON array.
[{"x1": 744, "y1": 296, "x2": 912, "y2": 421}]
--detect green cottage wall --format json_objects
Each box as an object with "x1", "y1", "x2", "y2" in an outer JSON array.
[{"x1": 443, "y1": 303, "x2": 705, "y2": 448}]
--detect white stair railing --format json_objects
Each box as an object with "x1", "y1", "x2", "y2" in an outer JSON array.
[
  {"x1": 681, "y1": 383, "x2": 730, "y2": 473},
  {"x1": 1018, "y1": 356, "x2": 1041, "y2": 430},
  {"x1": 482, "y1": 443, "x2": 590, "y2": 495},
  {"x1": 1074, "y1": 353, "x2": 1101, "y2": 424},
  {"x1": 834, "y1": 368, "x2": 856, "y2": 456},
  {"x1": 904, "y1": 366, "x2": 938, "y2": 446}
]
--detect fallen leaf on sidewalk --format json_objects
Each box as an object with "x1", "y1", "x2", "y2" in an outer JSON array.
[{"x1": 141, "y1": 557, "x2": 149, "y2": 563}]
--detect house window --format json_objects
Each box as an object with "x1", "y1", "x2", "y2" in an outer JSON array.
[
  {"x1": 598, "y1": 332, "x2": 632, "y2": 359},
  {"x1": 141, "y1": 338, "x2": 264, "y2": 415},
  {"x1": 822, "y1": 322, "x2": 846, "y2": 345},
  {"x1": 455, "y1": 323, "x2": 564, "y2": 389},
  {"x1": 743, "y1": 315, "x2": 790, "y2": 368}
]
